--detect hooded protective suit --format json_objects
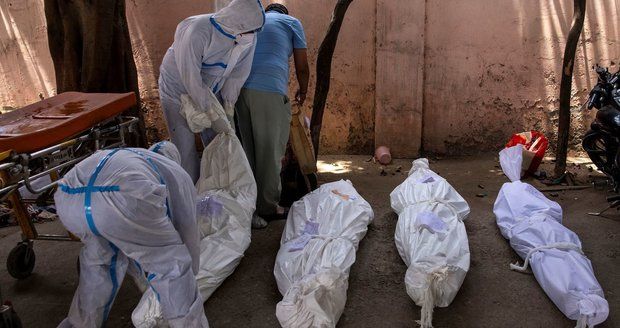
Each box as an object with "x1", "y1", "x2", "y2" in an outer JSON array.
[
  {"x1": 149, "y1": 141, "x2": 183, "y2": 165},
  {"x1": 159, "y1": 0, "x2": 265, "y2": 181},
  {"x1": 55, "y1": 144, "x2": 208, "y2": 328}
]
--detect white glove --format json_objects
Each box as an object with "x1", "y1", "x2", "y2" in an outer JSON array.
[
  {"x1": 180, "y1": 94, "x2": 226, "y2": 133},
  {"x1": 180, "y1": 95, "x2": 209, "y2": 132}
]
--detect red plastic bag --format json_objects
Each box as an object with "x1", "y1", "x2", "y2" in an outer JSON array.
[{"x1": 505, "y1": 130, "x2": 548, "y2": 176}]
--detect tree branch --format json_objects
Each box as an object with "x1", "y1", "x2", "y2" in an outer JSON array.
[
  {"x1": 555, "y1": 0, "x2": 587, "y2": 177},
  {"x1": 310, "y1": 0, "x2": 354, "y2": 157}
]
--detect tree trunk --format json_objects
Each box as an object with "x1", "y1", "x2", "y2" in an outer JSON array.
[
  {"x1": 310, "y1": 0, "x2": 354, "y2": 157},
  {"x1": 555, "y1": 0, "x2": 587, "y2": 177},
  {"x1": 44, "y1": 0, "x2": 146, "y2": 147}
]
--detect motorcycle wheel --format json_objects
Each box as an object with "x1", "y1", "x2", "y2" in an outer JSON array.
[{"x1": 583, "y1": 129, "x2": 620, "y2": 188}]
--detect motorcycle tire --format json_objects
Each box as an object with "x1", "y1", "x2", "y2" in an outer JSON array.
[{"x1": 583, "y1": 129, "x2": 620, "y2": 187}]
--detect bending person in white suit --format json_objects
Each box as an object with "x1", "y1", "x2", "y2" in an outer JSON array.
[
  {"x1": 55, "y1": 142, "x2": 208, "y2": 328},
  {"x1": 158, "y1": 0, "x2": 265, "y2": 182}
]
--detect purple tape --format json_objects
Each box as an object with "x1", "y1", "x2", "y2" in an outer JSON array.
[
  {"x1": 303, "y1": 220, "x2": 320, "y2": 235},
  {"x1": 197, "y1": 195, "x2": 223, "y2": 218}
]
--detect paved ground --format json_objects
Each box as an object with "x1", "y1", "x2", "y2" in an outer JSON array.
[{"x1": 0, "y1": 154, "x2": 618, "y2": 327}]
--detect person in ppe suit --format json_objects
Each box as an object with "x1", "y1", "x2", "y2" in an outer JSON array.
[
  {"x1": 55, "y1": 141, "x2": 208, "y2": 328},
  {"x1": 158, "y1": 0, "x2": 265, "y2": 183}
]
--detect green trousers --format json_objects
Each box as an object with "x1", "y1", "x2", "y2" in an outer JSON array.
[{"x1": 235, "y1": 88, "x2": 292, "y2": 216}]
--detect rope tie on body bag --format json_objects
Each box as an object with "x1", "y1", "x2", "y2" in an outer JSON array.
[
  {"x1": 405, "y1": 197, "x2": 462, "y2": 223},
  {"x1": 510, "y1": 242, "x2": 583, "y2": 273},
  {"x1": 286, "y1": 232, "x2": 353, "y2": 253}
]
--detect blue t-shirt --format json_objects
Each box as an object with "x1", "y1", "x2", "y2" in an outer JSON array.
[{"x1": 244, "y1": 12, "x2": 307, "y2": 96}]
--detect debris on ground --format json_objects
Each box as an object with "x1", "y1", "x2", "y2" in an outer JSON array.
[
  {"x1": 539, "y1": 185, "x2": 591, "y2": 192},
  {"x1": 36, "y1": 210, "x2": 57, "y2": 223},
  {"x1": 544, "y1": 173, "x2": 568, "y2": 186},
  {"x1": 26, "y1": 205, "x2": 58, "y2": 223},
  {"x1": 380, "y1": 167, "x2": 387, "y2": 176},
  {"x1": 476, "y1": 193, "x2": 488, "y2": 198},
  {"x1": 0, "y1": 204, "x2": 16, "y2": 227},
  {"x1": 396, "y1": 166, "x2": 402, "y2": 173},
  {"x1": 533, "y1": 170, "x2": 547, "y2": 180},
  {"x1": 478, "y1": 184, "x2": 485, "y2": 189}
]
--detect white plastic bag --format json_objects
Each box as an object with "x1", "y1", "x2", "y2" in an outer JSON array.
[
  {"x1": 494, "y1": 145, "x2": 608, "y2": 328},
  {"x1": 194, "y1": 132, "x2": 256, "y2": 299},
  {"x1": 390, "y1": 159, "x2": 470, "y2": 328},
  {"x1": 274, "y1": 180, "x2": 374, "y2": 328},
  {"x1": 132, "y1": 87, "x2": 256, "y2": 328}
]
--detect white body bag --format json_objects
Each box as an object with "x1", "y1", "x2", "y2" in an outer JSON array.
[
  {"x1": 494, "y1": 145, "x2": 608, "y2": 328},
  {"x1": 274, "y1": 180, "x2": 374, "y2": 328},
  {"x1": 390, "y1": 159, "x2": 470, "y2": 328}
]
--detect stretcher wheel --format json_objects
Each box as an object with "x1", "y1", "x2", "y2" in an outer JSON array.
[{"x1": 6, "y1": 242, "x2": 35, "y2": 280}]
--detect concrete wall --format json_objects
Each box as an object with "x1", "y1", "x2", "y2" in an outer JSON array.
[
  {"x1": 0, "y1": 0, "x2": 55, "y2": 109},
  {"x1": 125, "y1": 0, "x2": 214, "y2": 140},
  {"x1": 279, "y1": 0, "x2": 377, "y2": 155},
  {"x1": 0, "y1": 0, "x2": 618, "y2": 156},
  {"x1": 422, "y1": 0, "x2": 620, "y2": 154},
  {"x1": 375, "y1": 0, "x2": 425, "y2": 157}
]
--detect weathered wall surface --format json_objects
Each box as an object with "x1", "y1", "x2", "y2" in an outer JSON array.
[
  {"x1": 125, "y1": 0, "x2": 213, "y2": 141},
  {"x1": 280, "y1": 0, "x2": 377, "y2": 154},
  {"x1": 375, "y1": 0, "x2": 425, "y2": 158},
  {"x1": 0, "y1": 1, "x2": 618, "y2": 155},
  {"x1": 130, "y1": 0, "x2": 376, "y2": 153},
  {"x1": 0, "y1": 0, "x2": 55, "y2": 109},
  {"x1": 0, "y1": 0, "x2": 214, "y2": 140},
  {"x1": 422, "y1": 0, "x2": 620, "y2": 154}
]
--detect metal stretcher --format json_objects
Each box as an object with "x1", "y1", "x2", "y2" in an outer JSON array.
[{"x1": 0, "y1": 92, "x2": 138, "y2": 279}]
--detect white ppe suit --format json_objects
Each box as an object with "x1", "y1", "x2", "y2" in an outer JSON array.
[
  {"x1": 54, "y1": 143, "x2": 208, "y2": 328},
  {"x1": 159, "y1": 0, "x2": 265, "y2": 181},
  {"x1": 149, "y1": 141, "x2": 182, "y2": 166}
]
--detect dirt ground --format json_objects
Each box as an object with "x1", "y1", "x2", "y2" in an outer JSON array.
[{"x1": 0, "y1": 154, "x2": 618, "y2": 327}]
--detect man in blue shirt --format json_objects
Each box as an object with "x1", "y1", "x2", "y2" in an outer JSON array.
[{"x1": 235, "y1": 3, "x2": 309, "y2": 228}]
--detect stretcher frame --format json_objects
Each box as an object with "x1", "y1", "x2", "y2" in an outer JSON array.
[{"x1": 0, "y1": 113, "x2": 139, "y2": 279}]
